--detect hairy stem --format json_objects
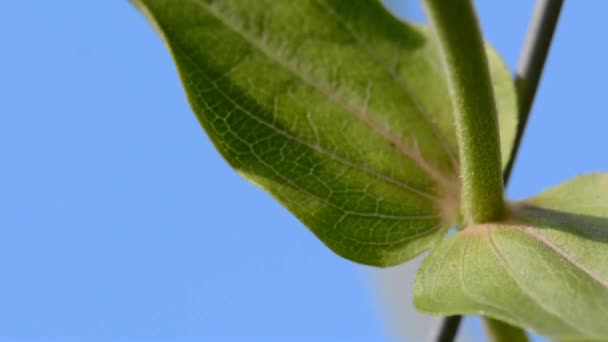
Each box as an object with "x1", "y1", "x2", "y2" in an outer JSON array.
[
  {"x1": 423, "y1": 0, "x2": 505, "y2": 224},
  {"x1": 433, "y1": 0, "x2": 564, "y2": 340}
]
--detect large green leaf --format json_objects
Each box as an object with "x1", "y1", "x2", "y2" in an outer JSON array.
[
  {"x1": 133, "y1": 0, "x2": 517, "y2": 266},
  {"x1": 414, "y1": 173, "x2": 608, "y2": 340}
]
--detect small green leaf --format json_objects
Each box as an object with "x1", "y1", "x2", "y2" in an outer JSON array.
[
  {"x1": 414, "y1": 173, "x2": 608, "y2": 340},
  {"x1": 132, "y1": 0, "x2": 517, "y2": 266}
]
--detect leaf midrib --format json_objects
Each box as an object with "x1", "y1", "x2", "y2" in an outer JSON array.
[
  {"x1": 314, "y1": 0, "x2": 459, "y2": 171},
  {"x1": 191, "y1": 76, "x2": 441, "y2": 221},
  {"x1": 173, "y1": 43, "x2": 448, "y2": 247},
  {"x1": 458, "y1": 237, "x2": 522, "y2": 322},
  {"x1": 518, "y1": 226, "x2": 608, "y2": 288},
  {"x1": 175, "y1": 39, "x2": 442, "y2": 205},
  {"x1": 190, "y1": 0, "x2": 455, "y2": 191},
  {"x1": 486, "y1": 228, "x2": 584, "y2": 336}
]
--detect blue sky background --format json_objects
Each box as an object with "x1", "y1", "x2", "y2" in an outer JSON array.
[{"x1": 1, "y1": 1, "x2": 606, "y2": 341}]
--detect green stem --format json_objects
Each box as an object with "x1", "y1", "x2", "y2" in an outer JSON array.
[
  {"x1": 484, "y1": 318, "x2": 529, "y2": 342},
  {"x1": 423, "y1": 0, "x2": 505, "y2": 224},
  {"x1": 432, "y1": 0, "x2": 564, "y2": 340}
]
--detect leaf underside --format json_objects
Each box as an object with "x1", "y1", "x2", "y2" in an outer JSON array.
[
  {"x1": 133, "y1": 0, "x2": 518, "y2": 266},
  {"x1": 415, "y1": 173, "x2": 608, "y2": 340}
]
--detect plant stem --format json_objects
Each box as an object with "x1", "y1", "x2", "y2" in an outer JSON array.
[
  {"x1": 428, "y1": 316, "x2": 461, "y2": 342},
  {"x1": 432, "y1": 0, "x2": 564, "y2": 340},
  {"x1": 484, "y1": 318, "x2": 529, "y2": 342},
  {"x1": 503, "y1": 0, "x2": 564, "y2": 181},
  {"x1": 423, "y1": 0, "x2": 505, "y2": 224}
]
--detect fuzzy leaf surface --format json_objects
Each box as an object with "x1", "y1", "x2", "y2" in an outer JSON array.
[
  {"x1": 415, "y1": 173, "x2": 608, "y2": 340},
  {"x1": 133, "y1": 0, "x2": 517, "y2": 266}
]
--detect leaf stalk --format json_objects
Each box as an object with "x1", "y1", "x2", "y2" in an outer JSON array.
[{"x1": 484, "y1": 318, "x2": 529, "y2": 342}]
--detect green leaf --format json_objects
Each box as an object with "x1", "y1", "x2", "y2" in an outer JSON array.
[
  {"x1": 132, "y1": 0, "x2": 517, "y2": 266},
  {"x1": 414, "y1": 173, "x2": 608, "y2": 340}
]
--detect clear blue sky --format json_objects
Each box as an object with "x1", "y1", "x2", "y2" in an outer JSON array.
[{"x1": 1, "y1": 1, "x2": 606, "y2": 341}]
